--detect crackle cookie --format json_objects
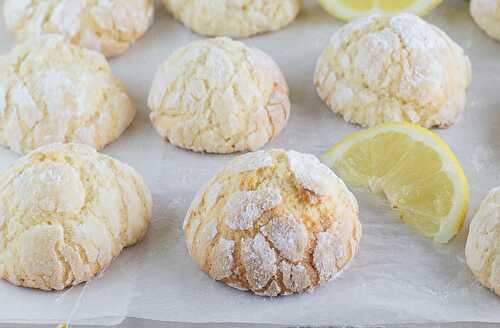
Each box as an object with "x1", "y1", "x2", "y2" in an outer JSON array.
[
  {"x1": 314, "y1": 13, "x2": 471, "y2": 128},
  {"x1": 0, "y1": 35, "x2": 135, "y2": 154},
  {"x1": 0, "y1": 143, "x2": 152, "y2": 291},
  {"x1": 3, "y1": 0, "x2": 154, "y2": 57},
  {"x1": 148, "y1": 37, "x2": 290, "y2": 154},
  {"x1": 466, "y1": 186, "x2": 500, "y2": 296},
  {"x1": 471, "y1": 0, "x2": 500, "y2": 42},
  {"x1": 183, "y1": 149, "x2": 361, "y2": 296},
  {"x1": 163, "y1": 0, "x2": 302, "y2": 38}
]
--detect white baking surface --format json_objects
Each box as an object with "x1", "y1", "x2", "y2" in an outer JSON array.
[{"x1": 0, "y1": 0, "x2": 499, "y2": 326}]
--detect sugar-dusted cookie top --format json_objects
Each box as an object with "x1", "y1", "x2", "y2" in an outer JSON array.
[{"x1": 184, "y1": 149, "x2": 361, "y2": 296}]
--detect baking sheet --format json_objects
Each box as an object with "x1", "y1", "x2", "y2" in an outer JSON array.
[{"x1": 0, "y1": 0, "x2": 500, "y2": 326}]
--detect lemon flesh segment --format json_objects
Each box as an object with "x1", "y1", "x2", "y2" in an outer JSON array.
[
  {"x1": 319, "y1": 0, "x2": 443, "y2": 21},
  {"x1": 321, "y1": 123, "x2": 468, "y2": 243}
]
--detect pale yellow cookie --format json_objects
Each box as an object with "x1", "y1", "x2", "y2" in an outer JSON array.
[
  {"x1": 3, "y1": 0, "x2": 154, "y2": 57},
  {"x1": 314, "y1": 14, "x2": 471, "y2": 128},
  {"x1": 0, "y1": 143, "x2": 152, "y2": 291},
  {"x1": 466, "y1": 186, "x2": 500, "y2": 296},
  {"x1": 471, "y1": 0, "x2": 500, "y2": 42},
  {"x1": 163, "y1": 0, "x2": 302, "y2": 38},
  {"x1": 148, "y1": 37, "x2": 290, "y2": 154},
  {"x1": 0, "y1": 35, "x2": 135, "y2": 154},
  {"x1": 184, "y1": 149, "x2": 361, "y2": 296}
]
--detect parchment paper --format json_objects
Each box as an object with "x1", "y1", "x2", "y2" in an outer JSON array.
[{"x1": 0, "y1": 0, "x2": 499, "y2": 326}]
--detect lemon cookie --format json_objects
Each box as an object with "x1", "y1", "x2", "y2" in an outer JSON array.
[
  {"x1": 184, "y1": 149, "x2": 361, "y2": 296},
  {"x1": 3, "y1": 0, "x2": 154, "y2": 57},
  {"x1": 466, "y1": 187, "x2": 500, "y2": 296},
  {"x1": 148, "y1": 37, "x2": 290, "y2": 154},
  {"x1": 0, "y1": 35, "x2": 135, "y2": 154},
  {"x1": 314, "y1": 14, "x2": 471, "y2": 128},
  {"x1": 163, "y1": 0, "x2": 301, "y2": 38},
  {"x1": 471, "y1": 0, "x2": 500, "y2": 42},
  {"x1": 0, "y1": 143, "x2": 152, "y2": 291}
]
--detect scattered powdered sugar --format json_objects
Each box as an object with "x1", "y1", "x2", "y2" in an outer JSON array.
[
  {"x1": 471, "y1": 145, "x2": 498, "y2": 175},
  {"x1": 209, "y1": 237, "x2": 235, "y2": 280},
  {"x1": 241, "y1": 233, "x2": 277, "y2": 290},
  {"x1": 280, "y1": 261, "x2": 311, "y2": 293},
  {"x1": 228, "y1": 150, "x2": 274, "y2": 174},
  {"x1": 224, "y1": 187, "x2": 282, "y2": 230},
  {"x1": 261, "y1": 214, "x2": 308, "y2": 262}
]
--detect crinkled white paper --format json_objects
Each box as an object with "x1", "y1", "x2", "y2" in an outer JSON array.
[{"x1": 0, "y1": 0, "x2": 499, "y2": 326}]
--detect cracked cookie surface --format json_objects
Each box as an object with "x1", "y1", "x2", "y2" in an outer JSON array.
[
  {"x1": 471, "y1": 0, "x2": 500, "y2": 42},
  {"x1": 314, "y1": 14, "x2": 471, "y2": 128},
  {"x1": 3, "y1": 0, "x2": 154, "y2": 57},
  {"x1": 148, "y1": 37, "x2": 290, "y2": 154},
  {"x1": 183, "y1": 149, "x2": 361, "y2": 296},
  {"x1": 0, "y1": 143, "x2": 152, "y2": 291},
  {"x1": 466, "y1": 186, "x2": 500, "y2": 296},
  {"x1": 0, "y1": 35, "x2": 135, "y2": 154},
  {"x1": 163, "y1": 0, "x2": 301, "y2": 38}
]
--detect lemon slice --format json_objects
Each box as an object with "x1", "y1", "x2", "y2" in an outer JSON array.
[
  {"x1": 321, "y1": 122, "x2": 468, "y2": 243},
  {"x1": 319, "y1": 0, "x2": 442, "y2": 21}
]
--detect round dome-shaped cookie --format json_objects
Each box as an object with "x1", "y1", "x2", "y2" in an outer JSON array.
[
  {"x1": 0, "y1": 143, "x2": 152, "y2": 291},
  {"x1": 314, "y1": 14, "x2": 472, "y2": 128},
  {"x1": 148, "y1": 37, "x2": 290, "y2": 154},
  {"x1": 466, "y1": 186, "x2": 500, "y2": 296},
  {"x1": 163, "y1": 0, "x2": 302, "y2": 38},
  {"x1": 3, "y1": 0, "x2": 154, "y2": 57},
  {"x1": 471, "y1": 0, "x2": 500, "y2": 42},
  {"x1": 0, "y1": 35, "x2": 135, "y2": 154},
  {"x1": 183, "y1": 149, "x2": 361, "y2": 296}
]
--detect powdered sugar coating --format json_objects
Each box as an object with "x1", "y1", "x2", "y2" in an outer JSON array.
[
  {"x1": 241, "y1": 233, "x2": 278, "y2": 290},
  {"x1": 261, "y1": 214, "x2": 308, "y2": 262},
  {"x1": 183, "y1": 149, "x2": 361, "y2": 296},
  {"x1": 255, "y1": 279, "x2": 281, "y2": 297},
  {"x1": 225, "y1": 188, "x2": 282, "y2": 231},
  {"x1": 466, "y1": 186, "x2": 500, "y2": 296},
  {"x1": 148, "y1": 37, "x2": 290, "y2": 154},
  {"x1": 287, "y1": 150, "x2": 348, "y2": 203},
  {"x1": 163, "y1": 0, "x2": 301, "y2": 38},
  {"x1": 209, "y1": 237, "x2": 235, "y2": 280},
  {"x1": 471, "y1": 0, "x2": 500, "y2": 42},
  {"x1": 0, "y1": 35, "x2": 135, "y2": 154},
  {"x1": 314, "y1": 231, "x2": 339, "y2": 283},
  {"x1": 314, "y1": 14, "x2": 471, "y2": 128},
  {"x1": 280, "y1": 261, "x2": 311, "y2": 293},
  {"x1": 191, "y1": 220, "x2": 218, "y2": 265},
  {"x1": 3, "y1": 0, "x2": 154, "y2": 57},
  {"x1": 227, "y1": 150, "x2": 274, "y2": 174}
]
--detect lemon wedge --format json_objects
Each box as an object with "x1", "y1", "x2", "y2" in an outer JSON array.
[
  {"x1": 319, "y1": 0, "x2": 442, "y2": 21},
  {"x1": 321, "y1": 122, "x2": 468, "y2": 243}
]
